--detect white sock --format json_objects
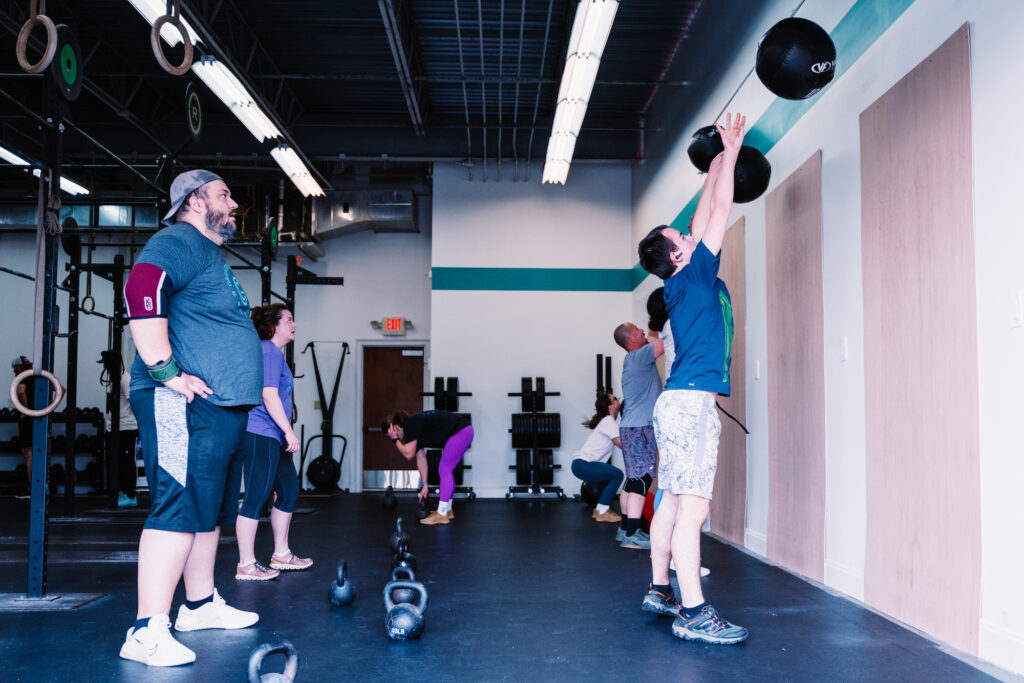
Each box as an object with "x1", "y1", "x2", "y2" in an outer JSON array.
[
  {"x1": 595, "y1": 504, "x2": 609, "y2": 514},
  {"x1": 437, "y1": 500, "x2": 451, "y2": 515}
]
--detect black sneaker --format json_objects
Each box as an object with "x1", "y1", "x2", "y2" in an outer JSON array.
[
  {"x1": 641, "y1": 584, "x2": 680, "y2": 616},
  {"x1": 671, "y1": 604, "x2": 748, "y2": 644}
]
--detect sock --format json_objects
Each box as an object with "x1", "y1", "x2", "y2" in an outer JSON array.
[
  {"x1": 652, "y1": 583, "x2": 673, "y2": 596},
  {"x1": 133, "y1": 617, "x2": 151, "y2": 634},
  {"x1": 595, "y1": 503, "x2": 609, "y2": 514},
  {"x1": 681, "y1": 602, "x2": 707, "y2": 618},
  {"x1": 437, "y1": 500, "x2": 451, "y2": 515},
  {"x1": 626, "y1": 518, "x2": 642, "y2": 535},
  {"x1": 620, "y1": 517, "x2": 628, "y2": 531},
  {"x1": 184, "y1": 594, "x2": 213, "y2": 611}
]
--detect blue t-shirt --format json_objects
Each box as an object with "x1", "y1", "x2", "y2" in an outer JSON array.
[
  {"x1": 129, "y1": 223, "x2": 262, "y2": 406},
  {"x1": 620, "y1": 343, "x2": 661, "y2": 428},
  {"x1": 664, "y1": 242, "x2": 733, "y2": 395},
  {"x1": 246, "y1": 341, "x2": 293, "y2": 442}
]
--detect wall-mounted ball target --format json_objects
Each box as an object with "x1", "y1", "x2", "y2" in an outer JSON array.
[
  {"x1": 50, "y1": 24, "x2": 82, "y2": 101},
  {"x1": 185, "y1": 82, "x2": 204, "y2": 142},
  {"x1": 756, "y1": 17, "x2": 836, "y2": 100}
]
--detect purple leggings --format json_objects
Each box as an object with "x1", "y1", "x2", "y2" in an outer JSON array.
[{"x1": 439, "y1": 425, "x2": 473, "y2": 502}]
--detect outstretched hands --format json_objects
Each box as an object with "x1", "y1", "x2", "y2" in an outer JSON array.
[{"x1": 715, "y1": 112, "x2": 746, "y2": 154}]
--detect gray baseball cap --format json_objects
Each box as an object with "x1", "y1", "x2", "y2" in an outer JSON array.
[{"x1": 162, "y1": 169, "x2": 224, "y2": 225}]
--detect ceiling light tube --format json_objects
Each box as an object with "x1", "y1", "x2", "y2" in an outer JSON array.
[
  {"x1": 544, "y1": 0, "x2": 619, "y2": 185},
  {"x1": 271, "y1": 146, "x2": 325, "y2": 198},
  {"x1": 31, "y1": 168, "x2": 90, "y2": 196},
  {"x1": 192, "y1": 57, "x2": 281, "y2": 142},
  {"x1": 0, "y1": 143, "x2": 30, "y2": 166},
  {"x1": 542, "y1": 160, "x2": 570, "y2": 185},
  {"x1": 126, "y1": 0, "x2": 201, "y2": 47}
]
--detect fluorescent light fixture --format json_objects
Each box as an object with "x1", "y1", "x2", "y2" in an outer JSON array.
[
  {"x1": 31, "y1": 169, "x2": 90, "y2": 196},
  {"x1": 543, "y1": 0, "x2": 619, "y2": 185},
  {"x1": 126, "y1": 0, "x2": 201, "y2": 47},
  {"x1": 2, "y1": 144, "x2": 88, "y2": 195},
  {"x1": 193, "y1": 57, "x2": 281, "y2": 142},
  {"x1": 270, "y1": 145, "x2": 325, "y2": 198},
  {"x1": 0, "y1": 143, "x2": 29, "y2": 166}
]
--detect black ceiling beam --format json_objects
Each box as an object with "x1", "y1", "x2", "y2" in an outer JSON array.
[{"x1": 378, "y1": 0, "x2": 426, "y2": 136}]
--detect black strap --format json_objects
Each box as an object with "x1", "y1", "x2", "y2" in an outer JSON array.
[{"x1": 715, "y1": 401, "x2": 749, "y2": 435}]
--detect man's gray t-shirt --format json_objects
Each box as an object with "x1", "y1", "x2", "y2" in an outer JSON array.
[
  {"x1": 129, "y1": 223, "x2": 262, "y2": 407},
  {"x1": 620, "y1": 343, "x2": 662, "y2": 428}
]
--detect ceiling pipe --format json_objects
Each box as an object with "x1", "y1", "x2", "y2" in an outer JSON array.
[
  {"x1": 512, "y1": 0, "x2": 525, "y2": 181},
  {"x1": 453, "y1": 0, "x2": 473, "y2": 180},
  {"x1": 379, "y1": 0, "x2": 425, "y2": 135},
  {"x1": 524, "y1": 0, "x2": 555, "y2": 181},
  {"x1": 497, "y1": 0, "x2": 504, "y2": 181},
  {"x1": 477, "y1": 0, "x2": 487, "y2": 181}
]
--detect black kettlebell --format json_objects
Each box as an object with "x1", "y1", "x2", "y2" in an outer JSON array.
[
  {"x1": 389, "y1": 517, "x2": 410, "y2": 553},
  {"x1": 416, "y1": 498, "x2": 430, "y2": 520},
  {"x1": 382, "y1": 485, "x2": 397, "y2": 509},
  {"x1": 391, "y1": 549, "x2": 416, "y2": 572},
  {"x1": 390, "y1": 566, "x2": 417, "y2": 604},
  {"x1": 247, "y1": 641, "x2": 299, "y2": 682},
  {"x1": 384, "y1": 580, "x2": 428, "y2": 641},
  {"x1": 328, "y1": 561, "x2": 356, "y2": 606}
]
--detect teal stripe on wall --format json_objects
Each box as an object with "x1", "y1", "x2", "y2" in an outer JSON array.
[
  {"x1": 432, "y1": 267, "x2": 634, "y2": 292},
  {"x1": 660, "y1": 0, "x2": 916, "y2": 269}
]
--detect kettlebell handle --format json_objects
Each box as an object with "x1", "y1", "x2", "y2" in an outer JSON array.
[
  {"x1": 247, "y1": 641, "x2": 298, "y2": 683},
  {"x1": 383, "y1": 579, "x2": 427, "y2": 613},
  {"x1": 391, "y1": 565, "x2": 415, "y2": 582}
]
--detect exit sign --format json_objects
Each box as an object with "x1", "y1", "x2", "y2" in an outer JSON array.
[{"x1": 382, "y1": 317, "x2": 406, "y2": 336}]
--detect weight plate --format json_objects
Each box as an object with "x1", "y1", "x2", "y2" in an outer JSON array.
[
  {"x1": 185, "y1": 82, "x2": 203, "y2": 142},
  {"x1": 50, "y1": 25, "x2": 82, "y2": 101}
]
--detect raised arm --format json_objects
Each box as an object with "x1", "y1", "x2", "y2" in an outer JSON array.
[
  {"x1": 701, "y1": 112, "x2": 746, "y2": 256},
  {"x1": 689, "y1": 153, "x2": 725, "y2": 242}
]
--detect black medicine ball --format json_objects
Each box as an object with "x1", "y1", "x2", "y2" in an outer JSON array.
[
  {"x1": 733, "y1": 146, "x2": 772, "y2": 204},
  {"x1": 756, "y1": 17, "x2": 836, "y2": 100},
  {"x1": 687, "y1": 125, "x2": 724, "y2": 173},
  {"x1": 580, "y1": 481, "x2": 603, "y2": 508}
]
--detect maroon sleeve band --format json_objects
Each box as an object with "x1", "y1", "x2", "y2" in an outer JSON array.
[{"x1": 124, "y1": 263, "x2": 171, "y2": 319}]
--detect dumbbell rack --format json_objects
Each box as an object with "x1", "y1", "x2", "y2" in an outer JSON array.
[
  {"x1": 506, "y1": 377, "x2": 566, "y2": 501},
  {"x1": 419, "y1": 377, "x2": 476, "y2": 501},
  {"x1": 0, "y1": 407, "x2": 106, "y2": 495}
]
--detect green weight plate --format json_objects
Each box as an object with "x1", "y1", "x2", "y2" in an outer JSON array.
[{"x1": 50, "y1": 25, "x2": 82, "y2": 101}]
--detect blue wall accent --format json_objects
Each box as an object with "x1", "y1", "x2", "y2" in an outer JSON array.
[{"x1": 432, "y1": 267, "x2": 635, "y2": 292}]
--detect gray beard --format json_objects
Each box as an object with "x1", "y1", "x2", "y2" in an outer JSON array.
[{"x1": 206, "y1": 211, "x2": 236, "y2": 242}]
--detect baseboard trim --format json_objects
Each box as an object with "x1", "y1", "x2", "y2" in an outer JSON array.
[
  {"x1": 744, "y1": 528, "x2": 767, "y2": 556},
  {"x1": 979, "y1": 618, "x2": 1024, "y2": 676},
  {"x1": 824, "y1": 559, "x2": 864, "y2": 602}
]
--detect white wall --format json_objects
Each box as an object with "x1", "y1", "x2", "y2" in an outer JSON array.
[
  {"x1": 631, "y1": 0, "x2": 1024, "y2": 673},
  {"x1": 431, "y1": 162, "x2": 633, "y2": 497}
]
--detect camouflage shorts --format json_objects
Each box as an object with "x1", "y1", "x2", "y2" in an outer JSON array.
[{"x1": 652, "y1": 390, "x2": 720, "y2": 499}]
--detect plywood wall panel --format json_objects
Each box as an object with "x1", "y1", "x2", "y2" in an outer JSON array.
[
  {"x1": 860, "y1": 24, "x2": 980, "y2": 654},
  {"x1": 766, "y1": 151, "x2": 826, "y2": 582},
  {"x1": 711, "y1": 218, "x2": 746, "y2": 544}
]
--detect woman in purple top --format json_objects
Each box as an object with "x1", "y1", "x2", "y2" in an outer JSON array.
[{"x1": 234, "y1": 304, "x2": 312, "y2": 580}]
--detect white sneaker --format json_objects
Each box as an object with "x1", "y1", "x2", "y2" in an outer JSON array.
[
  {"x1": 119, "y1": 615, "x2": 196, "y2": 667},
  {"x1": 174, "y1": 588, "x2": 259, "y2": 632}
]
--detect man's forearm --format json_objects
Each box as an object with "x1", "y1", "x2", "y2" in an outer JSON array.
[
  {"x1": 128, "y1": 319, "x2": 172, "y2": 366},
  {"x1": 415, "y1": 449, "x2": 428, "y2": 484}
]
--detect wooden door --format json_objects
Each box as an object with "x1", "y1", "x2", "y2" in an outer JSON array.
[{"x1": 362, "y1": 346, "x2": 424, "y2": 471}]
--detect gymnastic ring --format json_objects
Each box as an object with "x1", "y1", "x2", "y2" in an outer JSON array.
[
  {"x1": 16, "y1": 14, "x2": 57, "y2": 74},
  {"x1": 80, "y1": 295, "x2": 95, "y2": 313},
  {"x1": 151, "y1": 13, "x2": 193, "y2": 76},
  {"x1": 10, "y1": 369, "x2": 65, "y2": 418}
]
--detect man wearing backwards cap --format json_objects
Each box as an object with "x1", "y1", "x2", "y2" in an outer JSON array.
[{"x1": 119, "y1": 170, "x2": 263, "y2": 667}]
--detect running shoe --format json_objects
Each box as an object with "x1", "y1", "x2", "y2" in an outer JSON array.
[{"x1": 671, "y1": 604, "x2": 748, "y2": 645}]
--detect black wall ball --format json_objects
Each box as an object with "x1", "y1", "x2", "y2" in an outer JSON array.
[
  {"x1": 756, "y1": 17, "x2": 836, "y2": 100},
  {"x1": 687, "y1": 125, "x2": 724, "y2": 172},
  {"x1": 733, "y1": 146, "x2": 772, "y2": 204}
]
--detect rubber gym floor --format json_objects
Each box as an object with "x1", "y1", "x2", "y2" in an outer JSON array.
[{"x1": 0, "y1": 493, "x2": 1006, "y2": 682}]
